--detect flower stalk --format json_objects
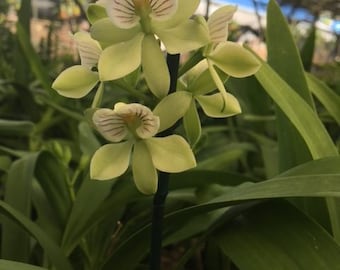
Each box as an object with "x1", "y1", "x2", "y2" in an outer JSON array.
[{"x1": 149, "y1": 53, "x2": 180, "y2": 270}]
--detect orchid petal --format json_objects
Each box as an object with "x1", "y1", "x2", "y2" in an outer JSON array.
[
  {"x1": 156, "y1": 0, "x2": 199, "y2": 28},
  {"x1": 92, "y1": 108, "x2": 128, "y2": 142},
  {"x1": 132, "y1": 141, "x2": 158, "y2": 194},
  {"x1": 208, "y1": 42, "x2": 261, "y2": 78},
  {"x1": 142, "y1": 35, "x2": 170, "y2": 98},
  {"x1": 114, "y1": 103, "x2": 160, "y2": 139},
  {"x1": 208, "y1": 5, "x2": 237, "y2": 43},
  {"x1": 104, "y1": 0, "x2": 140, "y2": 29},
  {"x1": 186, "y1": 62, "x2": 228, "y2": 96},
  {"x1": 86, "y1": 3, "x2": 108, "y2": 24},
  {"x1": 74, "y1": 32, "x2": 102, "y2": 68},
  {"x1": 91, "y1": 18, "x2": 141, "y2": 47},
  {"x1": 153, "y1": 91, "x2": 192, "y2": 132},
  {"x1": 196, "y1": 92, "x2": 241, "y2": 118},
  {"x1": 155, "y1": 18, "x2": 209, "y2": 54},
  {"x1": 149, "y1": 0, "x2": 178, "y2": 21},
  {"x1": 52, "y1": 65, "x2": 99, "y2": 98},
  {"x1": 145, "y1": 135, "x2": 196, "y2": 172},
  {"x1": 90, "y1": 141, "x2": 133, "y2": 180},
  {"x1": 98, "y1": 33, "x2": 144, "y2": 81},
  {"x1": 183, "y1": 100, "x2": 201, "y2": 146}
]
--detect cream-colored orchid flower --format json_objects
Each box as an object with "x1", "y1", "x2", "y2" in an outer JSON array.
[
  {"x1": 200, "y1": 6, "x2": 261, "y2": 109},
  {"x1": 153, "y1": 61, "x2": 241, "y2": 146},
  {"x1": 52, "y1": 32, "x2": 103, "y2": 99},
  {"x1": 90, "y1": 102, "x2": 196, "y2": 194},
  {"x1": 90, "y1": 0, "x2": 209, "y2": 98}
]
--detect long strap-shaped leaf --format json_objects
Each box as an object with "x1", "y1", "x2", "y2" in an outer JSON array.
[
  {"x1": 266, "y1": 0, "x2": 314, "y2": 171},
  {"x1": 106, "y1": 157, "x2": 340, "y2": 269},
  {"x1": 306, "y1": 73, "x2": 340, "y2": 125},
  {"x1": 255, "y1": 62, "x2": 337, "y2": 159},
  {"x1": 0, "y1": 260, "x2": 48, "y2": 270},
  {"x1": 215, "y1": 200, "x2": 340, "y2": 270},
  {"x1": 0, "y1": 201, "x2": 73, "y2": 270},
  {"x1": 2, "y1": 153, "x2": 39, "y2": 261}
]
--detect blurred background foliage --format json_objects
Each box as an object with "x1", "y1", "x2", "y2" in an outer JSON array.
[{"x1": 0, "y1": 0, "x2": 339, "y2": 270}]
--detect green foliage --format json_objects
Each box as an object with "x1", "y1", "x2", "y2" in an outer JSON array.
[{"x1": 0, "y1": 0, "x2": 339, "y2": 269}]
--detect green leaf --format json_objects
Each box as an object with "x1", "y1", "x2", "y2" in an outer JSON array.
[
  {"x1": 34, "y1": 152, "x2": 73, "y2": 227},
  {"x1": 208, "y1": 42, "x2": 260, "y2": 78},
  {"x1": 226, "y1": 76, "x2": 272, "y2": 116},
  {"x1": 145, "y1": 135, "x2": 196, "y2": 173},
  {"x1": 0, "y1": 201, "x2": 73, "y2": 270},
  {"x1": 169, "y1": 170, "x2": 256, "y2": 190},
  {"x1": 266, "y1": 0, "x2": 314, "y2": 171},
  {"x1": 2, "y1": 153, "x2": 39, "y2": 261},
  {"x1": 106, "y1": 167, "x2": 340, "y2": 269},
  {"x1": 31, "y1": 181, "x2": 63, "y2": 243},
  {"x1": 90, "y1": 141, "x2": 133, "y2": 180},
  {"x1": 301, "y1": 26, "x2": 316, "y2": 71},
  {"x1": 267, "y1": 0, "x2": 313, "y2": 105},
  {"x1": 132, "y1": 141, "x2": 158, "y2": 194},
  {"x1": 153, "y1": 91, "x2": 192, "y2": 132},
  {"x1": 0, "y1": 260, "x2": 48, "y2": 270},
  {"x1": 98, "y1": 33, "x2": 143, "y2": 81},
  {"x1": 0, "y1": 120, "x2": 34, "y2": 136},
  {"x1": 216, "y1": 200, "x2": 340, "y2": 270},
  {"x1": 78, "y1": 121, "x2": 100, "y2": 156},
  {"x1": 52, "y1": 65, "x2": 99, "y2": 98},
  {"x1": 196, "y1": 143, "x2": 254, "y2": 171},
  {"x1": 255, "y1": 62, "x2": 338, "y2": 159},
  {"x1": 62, "y1": 175, "x2": 113, "y2": 255},
  {"x1": 16, "y1": 23, "x2": 51, "y2": 91},
  {"x1": 141, "y1": 35, "x2": 170, "y2": 98},
  {"x1": 306, "y1": 73, "x2": 340, "y2": 125}
]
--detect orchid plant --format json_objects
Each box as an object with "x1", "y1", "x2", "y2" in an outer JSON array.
[{"x1": 53, "y1": 0, "x2": 260, "y2": 196}]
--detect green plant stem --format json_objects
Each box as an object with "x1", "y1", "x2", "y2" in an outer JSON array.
[{"x1": 149, "y1": 53, "x2": 180, "y2": 270}]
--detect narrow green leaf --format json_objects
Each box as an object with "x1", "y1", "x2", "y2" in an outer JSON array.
[
  {"x1": 0, "y1": 120, "x2": 34, "y2": 136},
  {"x1": 0, "y1": 260, "x2": 48, "y2": 270},
  {"x1": 266, "y1": 0, "x2": 315, "y2": 171},
  {"x1": 2, "y1": 153, "x2": 39, "y2": 262},
  {"x1": 16, "y1": 23, "x2": 52, "y2": 91},
  {"x1": 62, "y1": 176, "x2": 113, "y2": 255},
  {"x1": 301, "y1": 26, "x2": 316, "y2": 71},
  {"x1": 107, "y1": 172, "x2": 340, "y2": 269},
  {"x1": 267, "y1": 0, "x2": 313, "y2": 105},
  {"x1": 34, "y1": 152, "x2": 72, "y2": 227},
  {"x1": 216, "y1": 200, "x2": 340, "y2": 270},
  {"x1": 0, "y1": 201, "x2": 73, "y2": 270},
  {"x1": 169, "y1": 170, "x2": 256, "y2": 190},
  {"x1": 306, "y1": 73, "x2": 340, "y2": 125},
  {"x1": 255, "y1": 62, "x2": 337, "y2": 159},
  {"x1": 13, "y1": 0, "x2": 31, "y2": 84}
]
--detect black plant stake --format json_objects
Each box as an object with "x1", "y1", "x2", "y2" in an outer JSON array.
[{"x1": 149, "y1": 53, "x2": 180, "y2": 270}]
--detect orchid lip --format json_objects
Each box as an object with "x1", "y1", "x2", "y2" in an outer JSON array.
[{"x1": 93, "y1": 103, "x2": 160, "y2": 142}]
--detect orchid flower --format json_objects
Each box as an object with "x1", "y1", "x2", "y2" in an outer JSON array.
[
  {"x1": 52, "y1": 32, "x2": 104, "y2": 102},
  {"x1": 90, "y1": 102, "x2": 196, "y2": 194},
  {"x1": 90, "y1": 0, "x2": 209, "y2": 98},
  {"x1": 153, "y1": 61, "x2": 241, "y2": 146},
  {"x1": 201, "y1": 6, "x2": 261, "y2": 108}
]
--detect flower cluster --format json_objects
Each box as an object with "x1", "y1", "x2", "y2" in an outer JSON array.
[{"x1": 52, "y1": 0, "x2": 261, "y2": 194}]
